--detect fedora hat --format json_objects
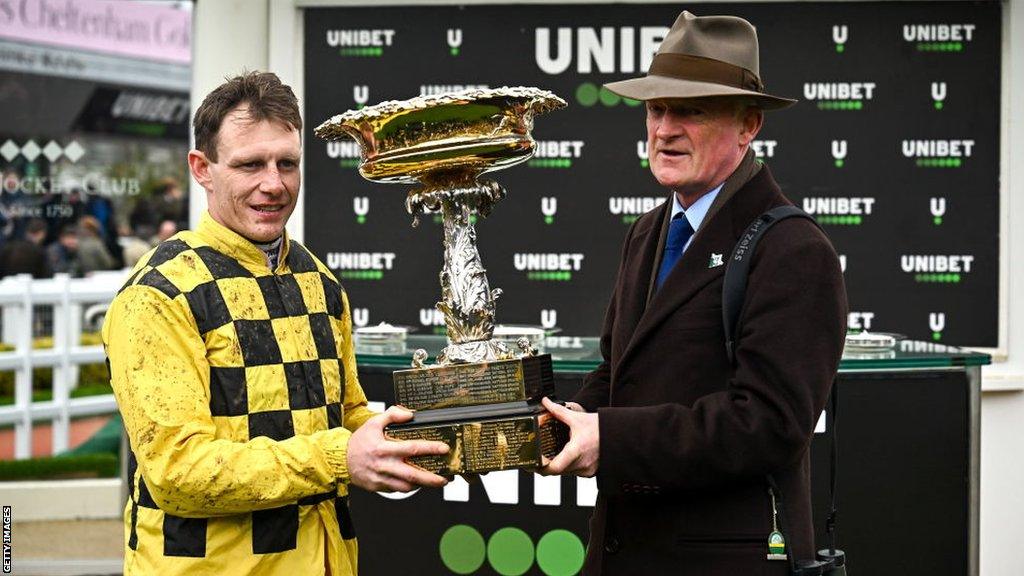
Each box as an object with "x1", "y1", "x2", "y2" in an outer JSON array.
[{"x1": 604, "y1": 11, "x2": 796, "y2": 110}]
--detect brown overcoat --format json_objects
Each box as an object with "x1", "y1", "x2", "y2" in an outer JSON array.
[{"x1": 573, "y1": 156, "x2": 847, "y2": 575}]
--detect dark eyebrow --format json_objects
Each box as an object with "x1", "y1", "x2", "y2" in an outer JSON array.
[{"x1": 229, "y1": 156, "x2": 263, "y2": 166}]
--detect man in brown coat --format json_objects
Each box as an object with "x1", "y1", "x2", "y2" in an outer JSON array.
[{"x1": 542, "y1": 11, "x2": 848, "y2": 576}]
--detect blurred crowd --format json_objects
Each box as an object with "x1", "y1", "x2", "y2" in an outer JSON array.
[{"x1": 0, "y1": 178, "x2": 188, "y2": 279}]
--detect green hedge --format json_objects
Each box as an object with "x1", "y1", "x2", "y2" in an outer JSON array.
[{"x1": 0, "y1": 453, "x2": 118, "y2": 480}]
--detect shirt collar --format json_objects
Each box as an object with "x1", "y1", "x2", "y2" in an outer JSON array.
[
  {"x1": 670, "y1": 182, "x2": 724, "y2": 232},
  {"x1": 195, "y1": 211, "x2": 291, "y2": 272}
]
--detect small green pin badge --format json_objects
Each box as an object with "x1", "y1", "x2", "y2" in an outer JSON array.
[{"x1": 768, "y1": 530, "x2": 787, "y2": 558}]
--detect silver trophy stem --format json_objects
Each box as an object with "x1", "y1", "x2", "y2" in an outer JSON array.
[
  {"x1": 406, "y1": 176, "x2": 514, "y2": 364},
  {"x1": 438, "y1": 199, "x2": 498, "y2": 344}
]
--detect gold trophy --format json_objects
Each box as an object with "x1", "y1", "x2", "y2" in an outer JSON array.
[{"x1": 315, "y1": 87, "x2": 569, "y2": 475}]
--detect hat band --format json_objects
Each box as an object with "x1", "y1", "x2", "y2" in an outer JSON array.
[{"x1": 648, "y1": 53, "x2": 764, "y2": 93}]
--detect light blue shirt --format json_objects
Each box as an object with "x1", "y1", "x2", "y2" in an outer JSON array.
[{"x1": 670, "y1": 183, "x2": 723, "y2": 254}]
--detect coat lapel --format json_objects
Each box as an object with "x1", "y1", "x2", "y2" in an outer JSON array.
[{"x1": 611, "y1": 202, "x2": 668, "y2": 362}]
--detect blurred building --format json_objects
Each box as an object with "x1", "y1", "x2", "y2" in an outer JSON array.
[{"x1": 0, "y1": 0, "x2": 192, "y2": 267}]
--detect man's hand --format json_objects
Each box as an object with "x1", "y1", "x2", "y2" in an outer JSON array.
[
  {"x1": 539, "y1": 397, "x2": 600, "y2": 477},
  {"x1": 346, "y1": 406, "x2": 450, "y2": 493}
]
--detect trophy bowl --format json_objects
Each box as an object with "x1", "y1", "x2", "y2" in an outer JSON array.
[{"x1": 314, "y1": 87, "x2": 565, "y2": 183}]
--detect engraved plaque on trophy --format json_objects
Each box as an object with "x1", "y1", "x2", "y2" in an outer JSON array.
[{"x1": 315, "y1": 87, "x2": 569, "y2": 475}]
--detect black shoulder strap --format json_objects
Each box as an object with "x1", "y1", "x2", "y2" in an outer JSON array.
[
  {"x1": 728, "y1": 205, "x2": 844, "y2": 575},
  {"x1": 723, "y1": 205, "x2": 820, "y2": 365}
]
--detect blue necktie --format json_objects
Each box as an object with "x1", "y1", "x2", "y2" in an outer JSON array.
[{"x1": 655, "y1": 213, "x2": 694, "y2": 291}]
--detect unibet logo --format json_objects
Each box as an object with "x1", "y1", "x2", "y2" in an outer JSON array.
[
  {"x1": 420, "y1": 308, "x2": 447, "y2": 335},
  {"x1": 932, "y1": 82, "x2": 947, "y2": 110},
  {"x1": 420, "y1": 84, "x2": 488, "y2": 96},
  {"x1": 541, "y1": 197, "x2": 557, "y2": 225},
  {"x1": 901, "y1": 340, "x2": 952, "y2": 353},
  {"x1": 802, "y1": 197, "x2": 875, "y2": 226},
  {"x1": 803, "y1": 82, "x2": 876, "y2": 110},
  {"x1": 831, "y1": 140, "x2": 847, "y2": 168},
  {"x1": 439, "y1": 525, "x2": 585, "y2": 576},
  {"x1": 900, "y1": 254, "x2": 974, "y2": 283},
  {"x1": 838, "y1": 255, "x2": 847, "y2": 273},
  {"x1": 353, "y1": 197, "x2": 369, "y2": 224},
  {"x1": 327, "y1": 29, "x2": 395, "y2": 56},
  {"x1": 447, "y1": 28, "x2": 462, "y2": 56},
  {"x1": 535, "y1": 26, "x2": 667, "y2": 75},
  {"x1": 530, "y1": 140, "x2": 584, "y2": 169},
  {"x1": 902, "y1": 139, "x2": 974, "y2": 168},
  {"x1": 111, "y1": 92, "x2": 190, "y2": 124},
  {"x1": 353, "y1": 85, "x2": 369, "y2": 107},
  {"x1": 609, "y1": 196, "x2": 666, "y2": 225},
  {"x1": 636, "y1": 140, "x2": 649, "y2": 167},
  {"x1": 326, "y1": 141, "x2": 361, "y2": 169},
  {"x1": 378, "y1": 463, "x2": 597, "y2": 505},
  {"x1": 326, "y1": 252, "x2": 396, "y2": 280},
  {"x1": 904, "y1": 23, "x2": 975, "y2": 52},
  {"x1": 848, "y1": 312, "x2": 875, "y2": 331},
  {"x1": 541, "y1": 309, "x2": 558, "y2": 329},
  {"x1": 931, "y1": 197, "x2": 946, "y2": 225},
  {"x1": 751, "y1": 140, "x2": 777, "y2": 159},
  {"x1": 352, "y1": 308, "x2": 369, "y2": 328},
  {"x1": 514, "y1": 253, "x2": 584, "y2": 281},
  {"x1": 929, "y1": 312, "x2": 946, "y2": 341},
  {"x1": 546, "y1": 335, "x2": 584, "y2": 349},
  {"x1": 833, "y1": 24, "x2": 848, "y2": 53}
]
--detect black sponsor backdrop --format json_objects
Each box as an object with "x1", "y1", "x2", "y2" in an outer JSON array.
[
  {"x1": 304, "y1": 5, "x2": 993, "y2": 574},
  {"x1": 304, "y1": 2, "x2": 1000, "y2": 346}
]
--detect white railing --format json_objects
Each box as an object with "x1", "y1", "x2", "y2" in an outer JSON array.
[{"x1": 0, "y1": 271, "x2": 129, "y2": 459}]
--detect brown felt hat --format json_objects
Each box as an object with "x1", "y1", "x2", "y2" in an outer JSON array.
[{"x1": 604, "y1": 11, "x2": 796, "y2": 110}]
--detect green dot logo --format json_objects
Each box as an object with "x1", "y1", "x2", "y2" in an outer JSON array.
[
  {"x1": 575, "y1": 83, "x2": 641, "y2": 108},
  {"x1": 536, "y1": 530, "x2": 586, "y2": 576},
  {"x1": 933, "y1": 331, "x2": 942, "y2": 341},
  {"x1": 439, "y1": 526, "x2": 586, "y2": 575},
  {"x1": 576, "y1": 83, "x2": 599, "y2": 107},
  {"x1": 488, "y1": 527, "x2": 534, "y2": 576},
  {"x1": 834, "y1": 159, "x2": 844, "y2": 168},
  {"x1": 933, "y1": 216, "x2": 942, "y2": 225},
  {"x1": 599, "y1": 87, "x2": 620, "y2": 107},
  {"x1": 440, "y1": 525, "x2": 486, "y2": 574}
]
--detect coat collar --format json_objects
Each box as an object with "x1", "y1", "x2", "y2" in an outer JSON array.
[{"x1": 194, "y1": 212, "x2": 292, "y2": 273}]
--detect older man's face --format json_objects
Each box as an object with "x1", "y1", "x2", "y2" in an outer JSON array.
[{"x1": 645, "y1": 98, "x2": 761, "y2": 202}]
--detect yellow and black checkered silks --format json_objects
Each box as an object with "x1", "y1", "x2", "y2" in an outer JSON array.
[{"x1": 102, "y1": 213, "x2": 376, "y2": 576}]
